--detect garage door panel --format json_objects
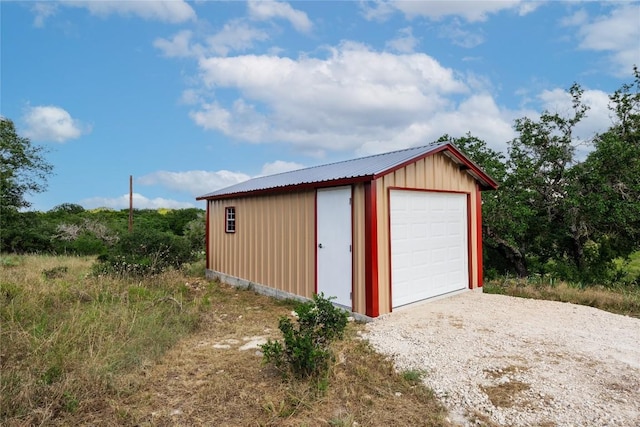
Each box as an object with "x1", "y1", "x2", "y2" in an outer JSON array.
[{"x1": 390, "y1": 190, "x2": 469, "y2": 309}]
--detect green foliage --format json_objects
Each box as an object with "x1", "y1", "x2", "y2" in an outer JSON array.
[
  {"x1": 451, "y1": 67, "x2": 640, "y2": 285},
  {"x1": 93, "y1": 228, "x2": 195, "y2": 277},
  {"x1": 0, "y1": 210, "x2": 55, "y2": 253},
  {"x1": 0, "y1": 118, "x2": 53, "y2": 211},
  {"x1": 183, "y1": 212, "x2": 206, "y2": 253},
  {"x1": 402, "y1": 369, "x2": 426, "y2": 384},
  {"x1": 261, "y1": 293, "x2": 348, "y2": 379},
  {"x1": 49, "y1": 203, "x2": 86, "y2": 215},
  {"x1": 2, "y1": 205, "x2": 205, "y2": 256},
  {"x1": 0, "y1": 255, "x2": 208, "y2": 422}
]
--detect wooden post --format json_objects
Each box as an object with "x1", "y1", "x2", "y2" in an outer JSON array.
[{"x1": 129, "y1": 175, "x2": 133, "y2": 233}]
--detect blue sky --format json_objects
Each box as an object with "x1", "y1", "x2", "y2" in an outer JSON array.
[{"x1": 2, "y1": 1, "x2": 639, "y2": 211}]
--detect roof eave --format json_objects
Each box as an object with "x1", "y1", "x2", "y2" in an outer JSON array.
[
  {"x1": 371, "y1": 143, "x2": 499, "y2": 190},
  {"x1": 196, "y1": 175, "x2": 374, "y2": 201}
]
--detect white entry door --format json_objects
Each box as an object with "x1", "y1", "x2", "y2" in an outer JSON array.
[
  {"x1": 390, "y1": 190, "x2": 469, "y2": 308},
  {"x1": 317, "y1": 186, "x2": 352, "y2": 308}
]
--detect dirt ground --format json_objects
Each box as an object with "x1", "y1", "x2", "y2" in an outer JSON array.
[{"x1": 56, "y1": 285, "x2": 450, "y2": 427}]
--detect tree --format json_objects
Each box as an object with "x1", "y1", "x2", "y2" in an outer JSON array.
[
  {"x1": 566, "y1": 67, "x2": 640, "y2": 282},
  {"x1": 436, "y1": 135, "x2": 522, "y2": 275},
  {"x1": 439, "y1": 70, "x2": 639, "y2": 284},
  {"x1": 0, "y1": 118, "x2": 53, "y2": 210},
  {"x1": 183, "y1": 212, "x2": 206, "y2": 253}
]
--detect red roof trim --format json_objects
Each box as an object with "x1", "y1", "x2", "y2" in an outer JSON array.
[
  {"x1": 197, "y1": 176, "x2": 372, "y2": 201},
  {"x1": 373, "y1": 144, "x2": 498, "y2": 190}
]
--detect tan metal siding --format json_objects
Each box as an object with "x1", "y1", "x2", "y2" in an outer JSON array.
[
  {"x1": 375, "y1": 152, "x2": 480, "y2": 314},
  {"x1": 208, "y1": 190, "x2": 315, "y2": 298},
  {"x1": 352, "y1": 183, "x2": 366, "y2": 315}
]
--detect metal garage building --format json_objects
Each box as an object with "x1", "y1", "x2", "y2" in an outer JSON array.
[{"x1": 197, "y1": 142, "x2": 497, "y2": 318}]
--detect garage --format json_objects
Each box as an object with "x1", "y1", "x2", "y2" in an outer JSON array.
[
  {"x1": 390, "y1": 190, "x2": 469, "y2": 308},
  {"x1": 198, "y1": 141, "x2": 497, "y2": 318}
]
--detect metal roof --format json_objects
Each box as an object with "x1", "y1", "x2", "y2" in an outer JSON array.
[{"x1": 197, "y1": 142, "x2": 496, "y2": 200}]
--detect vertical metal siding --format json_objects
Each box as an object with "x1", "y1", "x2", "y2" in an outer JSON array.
[
  {"x1": 208, "y1": 190, "x2": 315, "y2": 298},
  {"x1": 352, "y1": 183, "x2": 367, "y2": 314},
  {"x1": 374, "y1": 152, "x2": 480, "y2": 315}
]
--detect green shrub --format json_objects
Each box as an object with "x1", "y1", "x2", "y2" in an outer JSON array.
[
  {"x1": 261, "y1": 293, "x2": 348, "y2": 379},
  {"x1": 93, "y1": 229, "x2": 194, "y2": 277}
]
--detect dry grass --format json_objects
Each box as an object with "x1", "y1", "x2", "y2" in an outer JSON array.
[
  {"x1": 1, "y1": 254, "x2": 209, "y2": 426},
  {"x1": 481, "y1": 380, "x2": 531, "y2": 408},
  {"x1": 481, "y1": 365, "x2": 531, "y2": 409},
  {"x1": 484, "y1": 279, "x2": 640, "y2": 318},
  {"x1": 1, "y1": 254, "x2": 452, "y2": 427}
]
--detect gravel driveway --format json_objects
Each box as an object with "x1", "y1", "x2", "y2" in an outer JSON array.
[{"x1": 364, "y1": 291, "x2": 640, "y2": 427}]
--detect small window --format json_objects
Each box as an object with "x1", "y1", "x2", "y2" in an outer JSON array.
[{"x1": 225, "y1": 207, "x2": 236, "y2": 233}]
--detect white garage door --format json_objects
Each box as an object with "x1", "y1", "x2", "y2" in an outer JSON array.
[{"x1": 390, "y1": 190, "x2": 469, "y2": 308}]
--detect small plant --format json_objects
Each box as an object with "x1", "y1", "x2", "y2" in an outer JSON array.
[
  {"x1": 0, "y1": 256, "x2": 21, "y2": 267},
  {"x1": 42, "y1": 266, "x2": 68, "y2": 279},
  {"x1": 261, "y1": 293, "x2": 348, "y2": 379},
  {"x1": 402, "y1": 369, "x2": 426, "y2": 384}
]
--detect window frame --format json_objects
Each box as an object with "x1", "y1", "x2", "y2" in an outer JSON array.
[{"x1": 225, "y1": 206, "x2": 236, "y2": 233}]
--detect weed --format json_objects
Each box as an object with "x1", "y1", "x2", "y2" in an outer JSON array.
[
  {"x1": 2, "y1": 255, "x2": 453, "y2": 426},
  {"x1": 43, "y1": 265, "x2": 68, "y2": 279},
  {"x1": 62, "y1": 392, "x2": 79, "y2": 413},
  {"x1": 328, "y1": 413, "x2": 355, "y2": 426},
  {"x1": 402, "y1": 369, "x2": 426, "y2": 384},
  {"x1": 0, "y1": 254, "x2": 211, "y2": 424},
  {"x1": 261, "y1": 293, "x2": 348, "y2": 379},
  {"x1": 0, "y1": 255, "x2": 21, "y2": 267}
]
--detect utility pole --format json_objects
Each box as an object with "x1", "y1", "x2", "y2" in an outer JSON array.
[{"x1": 129, "y1": 175, "x2": 133, "y2": 233}]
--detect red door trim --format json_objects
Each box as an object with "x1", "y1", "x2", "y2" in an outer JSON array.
[
  {"x1": 476, "y1": 185, "x2": 484, "y2": 287},
  {"x1": 467, "y1": 194, "x2": 473, "y2": 289},
  {"x1": 205, "y1": 201, "x2": 210, "y2": 270}
]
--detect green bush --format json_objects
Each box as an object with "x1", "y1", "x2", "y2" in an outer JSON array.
[
  {"x1": 93, "y1": 229, "x2": 194, "y2": 277},
  {"x1": 261, "y1": 293, "x2": 348, "y2": 379}
]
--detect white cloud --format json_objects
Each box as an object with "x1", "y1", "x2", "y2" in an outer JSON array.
[
  {"x1": 538, "y1": 88, "x2": 613, "y2": 144},
  {"x1": 360, "y1": 0, "x2": 398, "y2": 22},
  {"x1": 248, "y1": 0, "x2": 313, "y2": 33},
  {"x1": 183, "y1": 38, "x2": 625, "y2": 159},
  {"x1": 260, "y1": 160, "x2": 304, "y2": 176},
  {"x1": 565, "y1": 4, "x2": 640, "y2": 76},
  {"x1": 155, "y1": 21, "x2": 269, "y2": 59},
  {"x1": 390, "y1": 0, "x2": 534, "y2": 22},
  {"x1": 137, "y1": 162, "x2": 304, "y2": 199},
  {"x1": 80, "y1": 193, "x2": 195, "y2": 210},
  {"x1": 438, "y1": 18, "x2": 485, "y2": 48},
  {"x1": 31, "y1": 2, "x2": 58, "y2": 27},
  {"x1": 138, "y1": 170, "x2": 251, "y2": 197},
  {"x1": 22, "y1": 105, "x2": 89, "y2": 143},
  {"x1": 60, "y1": 0, "x2": 196, "y2": 24},
  {"x1": 356, "y1": 93, "x2": 519, "y2": 156},
  {"x1": 386, "y1": 27, "x2": 419, "y2": 53},
  {"x1": 560, "y1": 9, "x2": 588, "y2": 27},
  {"x1": 179, "y1": 88, "x2": 203, "y2": 105},
  {"x1": 154, "y1": 30, "x2": 199, "y2": 58},
  {"x1": 206, "y1": 20, "x2": 270, "y2": 56},
  {"x1": 190, "y1": 42, "x2": 532, "y2": 154}
]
